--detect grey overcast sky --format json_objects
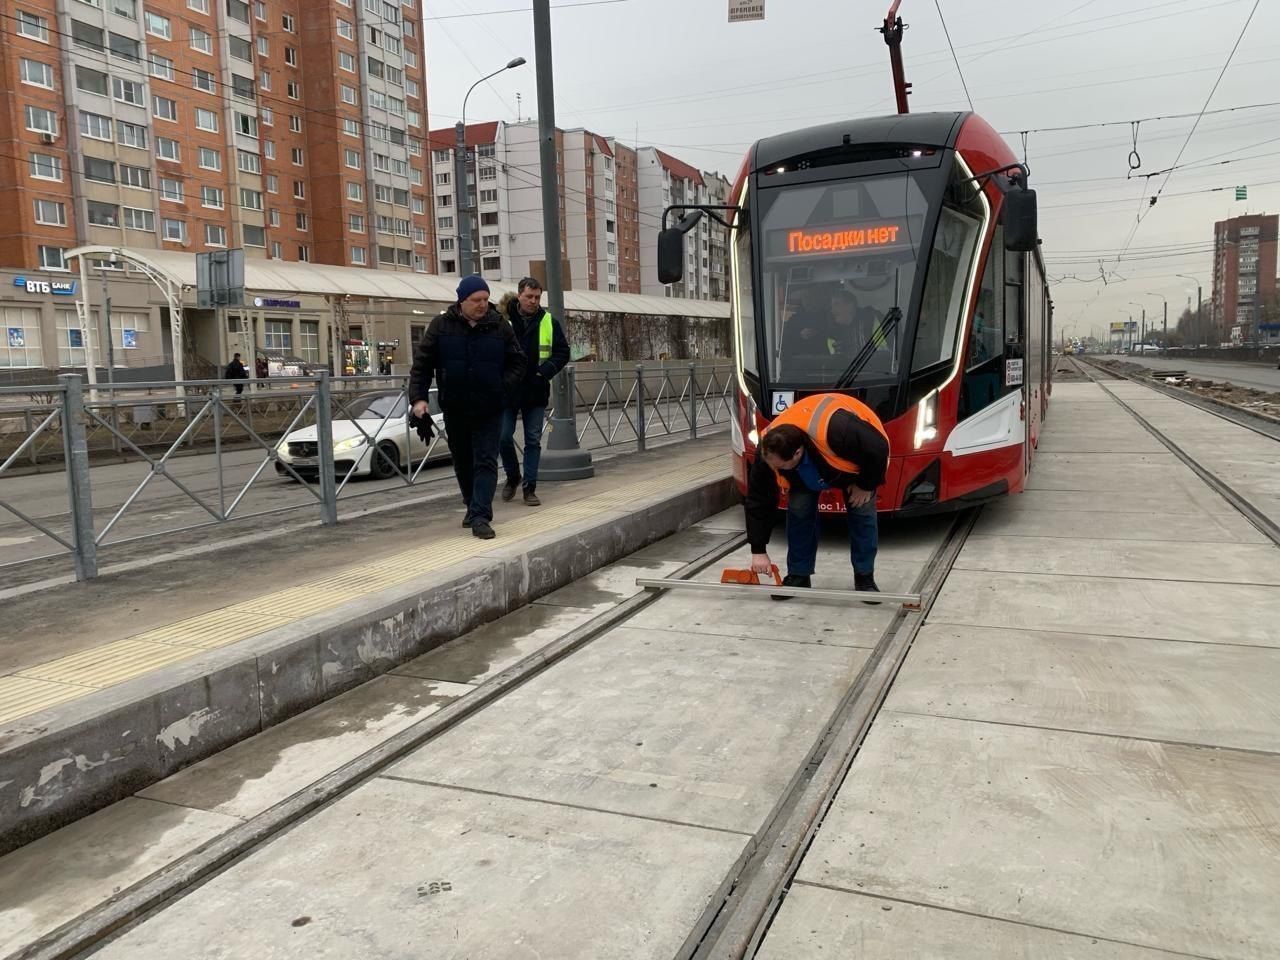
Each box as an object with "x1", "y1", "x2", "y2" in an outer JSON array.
[{"x1": 423, "y1": 0, "x2": 1278, "y2": 338}]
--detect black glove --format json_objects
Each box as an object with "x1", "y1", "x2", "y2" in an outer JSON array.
[{"x1": 408, "y1": 411, "x2": 434, "y2": 443}]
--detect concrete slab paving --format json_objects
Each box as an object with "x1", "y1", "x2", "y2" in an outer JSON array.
[
  {"x1": 533, "y1": 558, "x2": 686, "y2": 614},
  {"x1": 886, "y1": 623, "x2": 1280, "y2": 752},
  {"x1": 954, "y1": 533, "x2": 1280, "y2": 585},
  {"x1": 693, "y1": 506, "x2": 747, "y2": 531},
  {"x1": 91, "y1": 777, "x2": 751, "y2": 960},
  {"x1": 929, "y1": 569, "x2": 1280, "y2": 646},
  {"x1": 973, "y1": 503, "x2": 1269, "y2": 543},
  {"x1": 0, "y1": 797, "x2": 237, "y2": 955},
  {"x1": 999, "y1": 487, "x2": 1240, "y2": 516},
  {"x1": 393, "y1": 603, "x2": 602, "y2": 685},
  {"x1": 796, "y1": 712, "x2": 1280, "y2": 960},
  {"x1": 757, "y1": 885, "x2": 1192, "y2": 960},
  {"x1": 388, "y1": 625, "x2": 869, "y2": 834},
  {"x1": 627, "y1": 525, "x2": 742, "y2": 562},
  {"x1": 138, "y1": 675, "x2": 473, "y2": 821}
]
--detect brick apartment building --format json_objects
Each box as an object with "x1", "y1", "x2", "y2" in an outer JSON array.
[{"x1": 1212, "y1": 213, "x2": 1278, "y2": 340}]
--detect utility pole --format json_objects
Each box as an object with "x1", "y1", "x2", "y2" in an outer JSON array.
[
  {"x1": 99, "y1": 263, "x2": 116, "y2": 395},
  {"x1": 453, "y1": 122, "x2": 474, "y2": 277},
  {"x1": 531, "y1": 0, "x2": 592, "y2": 480}
]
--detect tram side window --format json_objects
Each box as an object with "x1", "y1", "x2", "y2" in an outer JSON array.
[
  {"x1": 959, "y1": 241, "x2": 1003, "y2": 419},
  {"x1": 735, "y1": 209, "x2": 758, "y2": 378}
]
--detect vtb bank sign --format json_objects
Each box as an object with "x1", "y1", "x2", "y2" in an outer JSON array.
[{"x1": 14, "y1": 277, "x2": 79, "y2": 296}]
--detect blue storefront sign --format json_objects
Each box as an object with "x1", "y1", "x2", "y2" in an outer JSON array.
[
  {"x1": 13, "y1": 276, "x2": 78, "y2": 296},
  {"x1": 253, "y1": 296, "x2": 301, "y2": 308}
]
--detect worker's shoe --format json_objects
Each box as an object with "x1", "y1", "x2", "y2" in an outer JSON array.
[
  {"x1": 501, "y1": 474, "x2": 521, "y2": 502},
  {"x1": 854, "y1": 572, "x2": 881, "y2": 605},
  {"x1": 772, "y1": 573, "x2": 811, "y2": 602},
  {"x1": 523, "y1": 486, "x2": 541, "y2": 507},
  {"x1": 471, "y1": 519, "x2": 496, "y2": 540},
  {"x1": 462, "y1": 515, "x2": 473, "y2": 528}
]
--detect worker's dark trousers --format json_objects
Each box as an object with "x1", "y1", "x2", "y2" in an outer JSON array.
[
  {"x1": 785, "y1": 485, "x2": 878, "y2": 577},
  {"x1": 443, "y1": 410, "x2": 502, "y2": 524}
]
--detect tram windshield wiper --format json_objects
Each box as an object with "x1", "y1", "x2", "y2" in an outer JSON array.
[{"x1": 834, "y1": 307, "x2": 902, "y2": 389}]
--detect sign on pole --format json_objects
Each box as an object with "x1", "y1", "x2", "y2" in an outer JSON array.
[
  {"x1": 728, "y1": 0, "x2": 764, "y2": 22},
  {"x1": 196, "y1": 249, "x2": 245, "y2": 308},
  {"x1": 1235, "y1": 185, "x2": 1247, "y2": 201}
]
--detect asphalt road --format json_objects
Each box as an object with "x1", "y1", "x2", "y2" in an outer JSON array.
[{"x1": 1104, "y1": 354, "x2": 1280, "y2": 392}]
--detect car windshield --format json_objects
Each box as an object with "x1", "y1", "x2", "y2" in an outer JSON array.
[
  {"x1": 345, "y1": 394, "x2": 406, "y2": 420},
  {"x1": 756, "y1": 171, "x2": 930, "y2": 387}
]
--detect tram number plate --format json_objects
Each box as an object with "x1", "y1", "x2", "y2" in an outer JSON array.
[
  {"x1": 771, "y1": 391, "x2": 795, "y2": 415},
  {"x1": 1005, "y1": 359, "x2": 1024, "y2": 387}
]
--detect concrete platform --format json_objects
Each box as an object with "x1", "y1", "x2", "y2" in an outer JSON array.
[
  {"x1": 91, "y1": 777, "x2": 751, "y2": 960},
  {"x1": 758, "y1": 374, "x2": 1280, "y2": 958},
  {"x1": 0, "y1": 440, "x2": 737, "y2": 855}
]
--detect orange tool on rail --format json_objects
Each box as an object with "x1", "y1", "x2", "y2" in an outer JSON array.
[{"x1": 720, "y1": 564, "x2": 782, "y2": 587}]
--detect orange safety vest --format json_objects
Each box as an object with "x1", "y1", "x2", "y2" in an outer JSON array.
[{"x1": 762, "y1": 394, "x2": 890, "y2": 491}]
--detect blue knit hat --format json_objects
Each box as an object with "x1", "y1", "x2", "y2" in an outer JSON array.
[{"x1": 456, "y1": 274, "x2": 490, "y2": 303}]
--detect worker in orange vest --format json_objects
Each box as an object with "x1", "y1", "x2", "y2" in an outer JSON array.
[{"x1": 745, "y1": 394, "x2": 890, "y2": 601}]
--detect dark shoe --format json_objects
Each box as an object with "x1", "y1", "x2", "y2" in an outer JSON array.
[
  {"x1": 772, "y1": 573, "x2": 811, "y2": 602},
  {"x1": 462, "y1": 515, "x2": 473, "y2": 528},
  {"x1": 523, "y1": 486, "x2": 541, "y2": 506},
  {"x1": 501, "y1": 474, "x2": 520, "y2": 502},
  {"x1": 471, "y1": 519, "x2": 495, "y2": 540},
  {"x1": 854, "y1": 573, "x2": 881, "y2": 604}
]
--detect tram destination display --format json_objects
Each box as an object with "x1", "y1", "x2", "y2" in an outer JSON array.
[{"x1": 768, "y1": 219, "x2": 914, "y2": 259}]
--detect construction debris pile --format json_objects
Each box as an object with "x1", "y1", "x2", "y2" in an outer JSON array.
[{"x1": 1098, "y1": 360, "x2": 1280, "y2": 420}]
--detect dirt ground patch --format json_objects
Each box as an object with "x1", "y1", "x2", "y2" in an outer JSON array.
[{"x1": 1096, "y1": 359, "x2": 1280, "y2": 420}]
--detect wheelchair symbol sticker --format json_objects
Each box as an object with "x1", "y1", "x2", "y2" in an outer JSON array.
[{"x1": 772, "y1": 392, "x2": 794, "y2": 415}]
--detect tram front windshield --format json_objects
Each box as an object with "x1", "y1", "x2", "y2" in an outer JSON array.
[{"x1": 757, "y1": 172, "x2": 932, "y2": 387}]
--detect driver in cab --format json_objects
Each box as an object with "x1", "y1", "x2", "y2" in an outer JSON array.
[{"x1": 744, "y1": 393, "x2": 890, "y2": 601}]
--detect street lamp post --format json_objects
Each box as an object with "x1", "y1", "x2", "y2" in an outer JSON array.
[
  {"x1": 1146, "y1": 292, "x2": 1168, "y2": 348},
  {"x1": 455, "y1": 57, "x2": 526, "y2": 278},
  {"x1": 1175, "y1": 274, "x2": 1203, "y2": 347},
  {"x1": 1128, "y1": 302, "x2": 1145, "y2": 354}
]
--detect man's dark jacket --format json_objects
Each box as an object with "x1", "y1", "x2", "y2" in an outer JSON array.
[
  {"x1": 744, "y1": 410, "x2": 889, "y2": 552},
  {"x1": 505, "y1": 300, "x2": 570, "y2": 408},
  {"x1": 408, "y1": 305, "x2": 526, "y2": 416},
  {"x1": 224, "y1": 358, "x2": 248, "y2": 380}
]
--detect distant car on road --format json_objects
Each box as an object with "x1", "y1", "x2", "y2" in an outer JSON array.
[{"x1": 275, "y1": 390, "x2": 447, "y2": 481}]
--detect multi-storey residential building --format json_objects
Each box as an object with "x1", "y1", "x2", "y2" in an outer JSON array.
[
  {"x1": 637, "y1": 147, "x2": 712, "y2": 299},
  {"x1": 2, "y1": 0, "x2": 432, "y2": 274},
  {"x1": 704, "y1": 172, "x2": 731, "y2": 302},
  {"x1": 609, "y1": 138, "x2": 640, "y2": 294},
  {"x1": 1212, "y1": 214, "x2": 1278, "y2": 340}
]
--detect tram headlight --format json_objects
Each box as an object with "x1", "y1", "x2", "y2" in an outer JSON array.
[{"x1": 914, "y1": 390, "x2": 939, "y2": 448}]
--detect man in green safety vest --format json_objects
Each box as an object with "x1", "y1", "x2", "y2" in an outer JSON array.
[{"x1": 501, "y1": 277, "x2": 570, "y2": 506}]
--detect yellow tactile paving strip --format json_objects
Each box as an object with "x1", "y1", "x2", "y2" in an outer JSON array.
[{"x1": 0, "y1": 458, "x2": 727, "y2": 726}]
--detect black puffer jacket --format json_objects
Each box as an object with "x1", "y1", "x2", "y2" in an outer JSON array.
[
  {"x1": 408, "y1": 305, "x2": 526, "y2": 415},
  {"x1": 505, "y1": 300, "x2": 570, "y2": 408}
]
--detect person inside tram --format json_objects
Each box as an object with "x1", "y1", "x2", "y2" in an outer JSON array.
[{"x1": 780, "y1": 284, "x2": 833, "y2": 364}]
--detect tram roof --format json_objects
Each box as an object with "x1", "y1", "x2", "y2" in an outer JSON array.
[
  {"x1": 126, "y1": 249, "x2": 731, "y2": 319},
  {"x1": 753, "y1": 111, "x2": 965, "y2": 171}
]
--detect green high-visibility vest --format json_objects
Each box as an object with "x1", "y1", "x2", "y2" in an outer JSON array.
[{"x1": 539, "y1": 312, "x2": 554, "y2": 361}]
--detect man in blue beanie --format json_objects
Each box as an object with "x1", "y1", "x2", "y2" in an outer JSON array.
[{"x1": 410, "y1": 275, "x2": 526, "y2": 539}]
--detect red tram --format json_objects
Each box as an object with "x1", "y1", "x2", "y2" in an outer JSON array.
[{"x1": 658, "y1": 17, "x2": 1051, "y2": 516}]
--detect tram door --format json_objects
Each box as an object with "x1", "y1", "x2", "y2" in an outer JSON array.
[{"x1": 1002, "y1": 248, "x2": 1031, "y2": 467}]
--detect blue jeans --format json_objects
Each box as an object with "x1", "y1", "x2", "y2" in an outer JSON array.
[
  {"x1": 500, "y1": 405, "x2": 546, "y2": 489},
  {"x1": 785, "y1": 485, "x2": 878, "y2": 577},
  {"x1": 443, "y1": 410, "x2": 502, "y2": 523}
]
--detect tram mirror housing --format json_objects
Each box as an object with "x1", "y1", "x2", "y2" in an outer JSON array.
[
  {"x1": 1004, "y1": 182, "x2": 1039, "y2": 252},
  {"x1": 658, "y1": 228, "x2": 686, "y2": 284}
]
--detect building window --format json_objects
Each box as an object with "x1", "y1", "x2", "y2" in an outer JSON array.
[
  {"x1": 34, "y1": 199, "x2": 66, "y2": 226},
  {"x1": 266, "y1": 174, "x2": 278, "y2": 193},
  {"x1": 482, "y1": 256, "x2": 500, "y2": 271},
  {"x1": 268, "y1": 208, "x2": 280, "y2": 226},
  {"x1": 24, "y1": 105, "x2": 57, "y2": 135},
  {"x1": 193, "y1": 67, "x2": 216, "y2": 92},
  {"x1": 149, "y1": 53, "x2": 175, "y2": 81},
  {"x1": 337, "y1": 17, "x2": 354, "y2": 38},
  {"x1": 287, "y1": 81, "x2": 300, "y2": 99},
  {"x1": 159, "y1": 178, "x2": 183, "y2": 201},
  {"x1": 123, "y1": 207, "x2": 155, "y2": 231},
  {"x1": 271, "y1": 241, "x2": 282, "y2": 258},
  {"x1": 189, "y1": 0, "x2": 210, "y2": 13},
  {"x1": 298, "y1": 245, "x2": 310, "y2": 261},
  {"x1": 339, "y1": 51, "x2": 355, "y2": 72},
  {"x1": 153, "y1": 95, "x2": 177, "y2": 121},
  {"x1": 437, "y1": 194, "x2": 452, "y2": 208},
  {"x1": 341, "y1": 84, "x2": 357, "y2": 105},
  {"x1": 479, "y1": 189, "x2": 497, "y2": 204},
  {"x1": 201, "y1": 185, "x2": 224, "y2": 207},
  {"x1": 30, "y1": 153, "x2": 62, "y2": 181},
  {"x1": 195, "y1": 108, "x2": 219, "y2": 132},
  {"x1": 351, "y1": 246, "x2": 366, "y2": 265},
  {"x1": 227, "y1": 0, "x2": 249, "y2": 23},
  {"x1": 17, "y1": 11, "x2": 50, "y2": 41},
  {"x1": 291, "y1": 147, "x2": 304, "y2": 165},
  {"x1": 236, "y1": 113, "x2": 259, "y2": 137},
  {"x1": 437, "y1": 215, "x2": 453, "y2": 229},
  {"x1": 161, "y1": 218, "x2": 187, "y2": 242},
  {"x1": 343, "y1": 118, "x2": 360, "y2": 137},
  {"x1": 349, "y1": 214, "x2": 365, "y2": 232},
  {"x1": 263, "y1": 140, "x2": 275, "y2": 159},
  {"x1": 20, "y1": 58, "x2": 54, "y2": 89},
  {"x1": 117, "y1": 119, "x2": 147, "y2": 148},
  {"x1": 413, "y1": 198, "x2": 426, "y2": 215},
  {"x1": 281, "y1": 12, "x2": 295, "y2": 31},
  {"x1": 156, "y1": 137, "x2": 180, "y2": 161},
  {"x1": 76, "y1": 65, "x2": 109, "y2": 96},
  {"x1": 292, "y1": 180, "x2": 305, "y2": 199},
  {"x1": 240, "y1": 188, "x2": 263, "y2": 210},
  {"x1": 296, "y1": 212, "x2": 308, "y2": 230},
  {"x1": 261, "y1": 106, "x2": 274, "y2": 126},
  {"x1": 284, "y1": 46, "x2": 297, "y2": 66},
  {"x1": 86, "y1": 200, "x2": 120, "y2": 226},
  {"x1": 299, "y1": 322, "x2": 321, "y2": 362},
  {"x1": 439, "y1": 237, "x2": 454, "y2": 251},
  {"x1": 120, "y1": 164, "x2": 150, "y2": 188},
  {"x1": 205, "y1": 224, "x2": 227, "y2": 246},
  {"x1": 289, "y1": 114, "x2": 302, "y2": 133},
  {"x1": 198, "y1": 147, "x2": 222, "y2": 171},
  {"x1": 237, "y1": 149, "x2": 261, "y2": 174},
  {"x1": 80, "y1": 112, "x2": 114, "y2": 142},
  {"x1": 347, "y1": 182, "x2": 363, "y2": 201},
  {"x1": 243, "y1": 224, "x2": 265, "y2": 247},
  {"x1": 441, "y1": 259, "x2": 456, "y2": 273},
  {"x1": 83, "y1": 156, "x2": 116, "y2": 183},
  {"x1": 144, "y1": 10, "x2": 170, "y2": 37},
  {"x1": 1, "y1": 308, "x2": 44, "y2": 367}
]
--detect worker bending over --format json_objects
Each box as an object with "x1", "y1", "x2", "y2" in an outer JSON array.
[{"x1": 744, "y1": 393, "x2": 890, "y2": 600}]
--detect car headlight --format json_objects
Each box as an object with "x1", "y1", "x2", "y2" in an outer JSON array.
[{"x1": 334, "y1": 435, "x2": 368, "y2": 453}]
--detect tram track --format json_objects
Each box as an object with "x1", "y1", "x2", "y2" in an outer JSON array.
[
  {"x1": 1073, "y1": 358, "x2": 1280, "y2": 548},
  {"x1": 14, "y1": 505, "x2": 975, "y2": 960}
]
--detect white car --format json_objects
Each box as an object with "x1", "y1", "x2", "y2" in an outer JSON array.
[{"x1": 275, "y1": 390, "x2": 448, "y2": 481}]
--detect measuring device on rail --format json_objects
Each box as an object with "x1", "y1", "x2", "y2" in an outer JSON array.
[{"x1": 636, "y1": 570, "x2": 923, "y2": 609}]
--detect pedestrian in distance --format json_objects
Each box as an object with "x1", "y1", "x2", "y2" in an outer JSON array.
[
  {"x1": 500, "y1": 277, "x2": 570, "y2": 507},
  {"x1": 744, "y1": 393, "x2": 890, "y2": 602},
  {"x1": 224, "y1": 352, "x2": 249, "y2": 396},
  {"x1": 409, "y1": 275, "x2": 526, "y2": 540}
]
